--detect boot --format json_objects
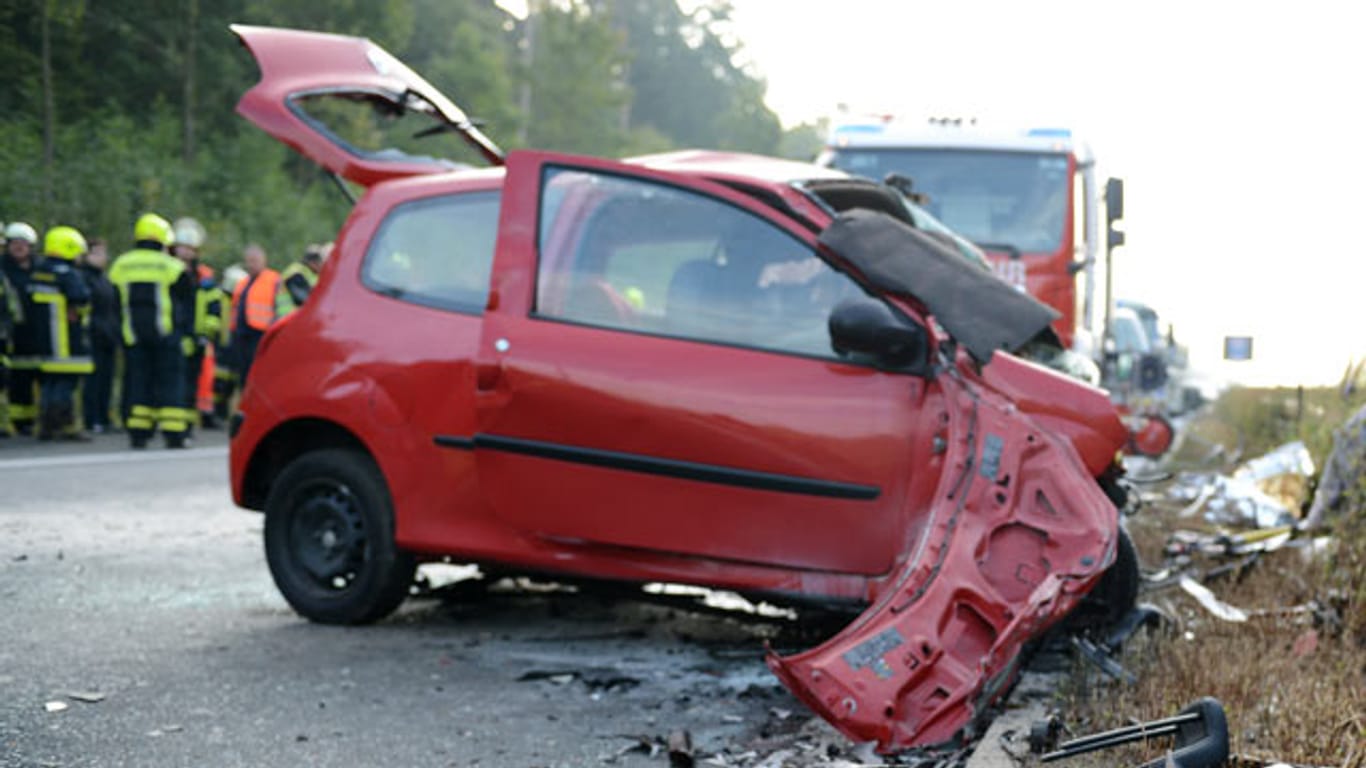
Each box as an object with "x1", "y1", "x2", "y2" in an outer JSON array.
[
  {"x1": 36, "y1": 408, "x2": 55, "y2": 441},
  {"x1": 57, "y1": 405, "x2": 92, "y2": 442}
]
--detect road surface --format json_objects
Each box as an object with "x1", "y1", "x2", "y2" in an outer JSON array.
[{"x1": 1, "y1": 432, "x2": 850, "y2": 767}]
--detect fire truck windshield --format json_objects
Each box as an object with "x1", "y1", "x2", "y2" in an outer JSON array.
[{"x1": 826, "y1": 149, "x2": 1070, "y2": 254}]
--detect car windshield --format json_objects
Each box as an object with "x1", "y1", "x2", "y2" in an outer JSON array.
[{"x1": 826, "y1": 149, "x2": 1069, "y2": 253}]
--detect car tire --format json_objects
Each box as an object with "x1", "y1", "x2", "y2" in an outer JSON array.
[
  {"x1": 263, "y1": 448, "x2": 415, "y2": 624},
  {"x1": 1076, "y1": 525, "x2": 1140, "y2": 631}
]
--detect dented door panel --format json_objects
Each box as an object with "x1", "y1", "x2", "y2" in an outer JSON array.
[{"x1": 769, "y1": 366, "x2": 1116, "y2": 752}]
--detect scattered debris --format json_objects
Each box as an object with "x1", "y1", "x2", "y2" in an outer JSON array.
[
  {"x1": 64, "y1": 691, "x2": 106, "y2": 703},
  {"x1": 515, "y1": 667, "x2": 640, "y2": 693},
  {"x1": 1042, "y1": 697, "x2": 1229, "y2": 767},
  {"x1": 1232, "y1": 441, "x2": 1316, "y2": 511},
  {"x1": 1167, "y1": 441, "x2": 1316, "y2": 529},
  {"x1": 668, "y1": 729, "x2": 694, "y2": 768},
  {"x1": 1179, "y1": 576, "x2": 1249, "y2": 622},
  {"x1": 1290, "y1": 629, "x2": 1319, "y2": 659},
  {"x1": 44, "y1": 701, "x2": 68, "y2": 713},
  {"x1": 1071, "y1": 636, "x2": 1136, "y2": 684},
  {"x1": 146, "y1": 724, "x2": 184, "y2": 737}
]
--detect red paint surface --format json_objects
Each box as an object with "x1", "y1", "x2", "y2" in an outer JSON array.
[{"x1": 229, "y1": 27, "x2": 1129, "y2": 753}]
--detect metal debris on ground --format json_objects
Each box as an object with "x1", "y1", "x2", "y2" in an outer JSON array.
[
  {"x1": 668, "y1": 729, "x2": 695, "y2": 768},
  {"x1": 1041, "y1": 697, "x2": 1229, "y2": 767},
  {"x1": 43, "y1": 700, "x2": 67, "y2": 713},
  {"x1": 1166, "y1": 441, "x2": 1316, "y2": 529},
  {"x1": 1178, "y1": 576, "x2": 1249, "y2": 622}
]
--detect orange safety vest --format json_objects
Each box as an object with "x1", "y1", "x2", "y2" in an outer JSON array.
[{"x1": 231, "y1": 269, "x2": 280, "y2": 331}]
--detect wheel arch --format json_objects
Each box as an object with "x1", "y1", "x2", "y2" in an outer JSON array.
[{"x1": 240, "y1": 417, "x2": 374, "y2": 511}]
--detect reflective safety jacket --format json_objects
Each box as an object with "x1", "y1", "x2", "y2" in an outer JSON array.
[
  {"x1": 16, "y1": 256, "x2": 93, "y2": 374},
  {"x1": 108, "y1": 247, "x2": 197, "y2": 346},
  {"x1": 274, "y1": 261, "x2": 318, "y2": 318},
  {"x1": 3, "y1": 254, "x2": 36, "y2": 366},
  {"x1": 230, "y1": 268, "x2": 280, "y2": 333},
  {"x1": 190, "y1": 262, "x2": 223, "y2": 351}
]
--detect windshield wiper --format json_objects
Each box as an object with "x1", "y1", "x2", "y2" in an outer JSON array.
[
  {"x1": 974, "y1": 242, "x2": 1022, "y2": 260},
  {"x1": 412, "y1": 117, "x2": 487, "y2": 140}
]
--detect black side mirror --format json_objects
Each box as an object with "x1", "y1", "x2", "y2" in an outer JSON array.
[
  {"x1": 829, "y1": 298, "x2": 928, "y2": 372},
  {"x1": 1105, "y1": 177, "x2": 1124, "y2": 223}
]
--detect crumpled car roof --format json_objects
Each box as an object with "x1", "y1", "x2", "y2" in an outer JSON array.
[{"x1": 818, "y1": 209, "x2": 1060, "y2": 363}]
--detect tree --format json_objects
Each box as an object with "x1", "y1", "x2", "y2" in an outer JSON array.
[{"x1": 522, "y1": 2, "x2": 632, "y2": 156}]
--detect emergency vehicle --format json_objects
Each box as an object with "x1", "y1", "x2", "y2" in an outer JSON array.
[{"x1": 819, "y1": 117, "x2": 1119, "y2": 353}]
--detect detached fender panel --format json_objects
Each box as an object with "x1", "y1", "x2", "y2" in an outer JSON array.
[{"x1": 767, "y1": 374, "x2": 1116, "y2": 752}]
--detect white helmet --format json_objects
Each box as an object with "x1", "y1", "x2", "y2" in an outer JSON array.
[
  {"x1": 5, "y1": 221, "x2": 38, "y2": 244},
  {"x1": 172, "y1": 217, "x2": 206, "y2": 249},
  {"x1": 221, "y1": 264, "x2": 249, "y2": 293}
]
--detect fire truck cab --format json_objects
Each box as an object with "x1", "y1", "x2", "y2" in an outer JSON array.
[{"x1": 818, "y1": 118, "x2": 1108, "y2": 352}]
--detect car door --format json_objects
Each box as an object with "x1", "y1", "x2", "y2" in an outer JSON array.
[{"x1": 472, "y1": 151, "x2": 939, "y2": 576}]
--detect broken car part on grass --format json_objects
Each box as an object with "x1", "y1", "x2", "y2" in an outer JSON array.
[{"x1": 229, "y1": 25, "x2": 1137, "y2": 755}]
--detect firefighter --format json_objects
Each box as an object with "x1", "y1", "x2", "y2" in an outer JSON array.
[
  {"x1": 3, "y1": 222, "x2": 40, "y2": 435},
  {"x1": 24, "y1": 226, "x2": 94, "y2": 440},
  {"x1": 212, "y1": 263, "x2": 247, "y2": 422},
  {"x1": 170, "y1": 217, "x2": 222, "y2": 437},
  {"x1": 229, "y1": 244, "x2": 278, "y2": 382},
  {"x1": 275, "y1": 241, "x2": 330, "y2": 318},
  {"x1": 78, "y1": 239, "x2": 120, "y2": 434},
  {"x1": 0, "y1": 230, "x2": 22, "y2": 438},
  {"x1": 108, "y1": 213, "x2": 197, "y2": 449}
]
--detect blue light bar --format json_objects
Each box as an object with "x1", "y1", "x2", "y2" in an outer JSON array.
[{"x1": 1026, "y1": 127, "x2": 1072, "y2": 138}]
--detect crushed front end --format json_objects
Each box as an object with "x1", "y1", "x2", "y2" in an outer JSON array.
[{"x1": 768, "y1": 360, "x2": 1120, "y2": 753}]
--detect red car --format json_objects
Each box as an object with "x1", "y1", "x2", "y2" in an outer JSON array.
[{"x1": 228, "y1": 26, "x2": 1135, "y2": 754}]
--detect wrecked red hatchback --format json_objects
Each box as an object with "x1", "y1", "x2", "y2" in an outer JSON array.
[{"x1": 228, "y1": 26, "x2": 1135, "y2": 754}]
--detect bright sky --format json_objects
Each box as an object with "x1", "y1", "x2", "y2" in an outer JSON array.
[{"x1": 724, "y1": 0, "x2": 1366, "y2": 388}]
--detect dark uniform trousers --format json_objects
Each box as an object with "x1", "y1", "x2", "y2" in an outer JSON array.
[
  {"x1": 8, "y1": 367, "x2": 39, "y2": 434},
  {"x1": 124, "y1": 335, "x2": 188, "y2": 446}
]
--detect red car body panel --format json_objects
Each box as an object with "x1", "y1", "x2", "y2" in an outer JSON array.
[{"x1": 228, "y1": 26, "x2": 1127, "y2": 754}]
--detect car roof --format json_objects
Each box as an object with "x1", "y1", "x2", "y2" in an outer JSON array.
[{"x1": 626, "y1": 150, "x2": 849, "y2": 185}]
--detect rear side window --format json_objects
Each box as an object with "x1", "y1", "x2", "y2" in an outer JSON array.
[{"x1": 362, "y1": 191, "x2": 500, "y2": 313}]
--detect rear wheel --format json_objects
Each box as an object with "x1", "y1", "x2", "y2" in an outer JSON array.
[{"x1": 263, "y1": 449, "x2": 415, "y2": 624}]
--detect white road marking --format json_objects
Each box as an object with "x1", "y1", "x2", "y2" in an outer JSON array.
[{"x1": 0, "y1": 446, "x2": 228, "y2": 471}]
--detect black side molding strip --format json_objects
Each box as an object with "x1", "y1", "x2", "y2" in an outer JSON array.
[{"x1": 434, "y1": 433, "x2": 880, "y2": 501}]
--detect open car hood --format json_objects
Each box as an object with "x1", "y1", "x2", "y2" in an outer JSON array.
[
  {"x1": 819, "y1": 209, "x2": 1058, "y2": 364},
  {"x1": 232, "y1": 24, "x2": 503, "y2": 187}
]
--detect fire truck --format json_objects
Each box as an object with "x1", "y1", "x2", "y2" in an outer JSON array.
[{"x1": 818, "y1": 117, "x2": 1124, "y2": 355}]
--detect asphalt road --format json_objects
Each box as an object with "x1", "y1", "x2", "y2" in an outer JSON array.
[{"x1": 0, "y1": 431, "x2": 840, "y2": 768}]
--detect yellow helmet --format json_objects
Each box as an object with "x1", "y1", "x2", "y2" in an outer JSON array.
[
  {"x1": 134, "y1": 213, "x2": 174, "y2": 247},
  {"x1": 44, "y1": 226, "x2": 88, "y2": 261}
]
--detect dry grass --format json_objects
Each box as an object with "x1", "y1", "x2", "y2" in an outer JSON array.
[{"x1": 1061, "y1": 383, "x2": 1366, "y2": 767}]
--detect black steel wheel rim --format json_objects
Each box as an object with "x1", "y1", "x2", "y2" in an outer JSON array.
[{"x1": 286, "y1": 479, "x2": 368, "y2": 591}]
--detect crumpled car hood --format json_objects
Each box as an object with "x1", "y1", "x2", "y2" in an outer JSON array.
[
  {"x1": 818, "y1": 209, "x2": 1059, "y2": 364},
  {"x1": 768, "y1": 366, "x2": 1118, "y2": 752}
]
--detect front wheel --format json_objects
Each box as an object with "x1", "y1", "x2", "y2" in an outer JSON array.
[
  {"x1": 1072, "y1": 525, "x2": 1140, "y2": 632},
  {"x1": 263, "y1": 449, "x2": 415, "y2": 624}
]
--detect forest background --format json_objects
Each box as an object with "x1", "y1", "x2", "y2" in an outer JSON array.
[{"x1": 0, "y1": 0, "x2": 826, "y2": 267}]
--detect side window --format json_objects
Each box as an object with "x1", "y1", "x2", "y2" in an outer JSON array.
[
  {"x1": 362, "y1": 191, "x2": 500, "y2": 313},
  {"x1": 535, "y1": 168, "x2": 866, "y2": 359}
]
